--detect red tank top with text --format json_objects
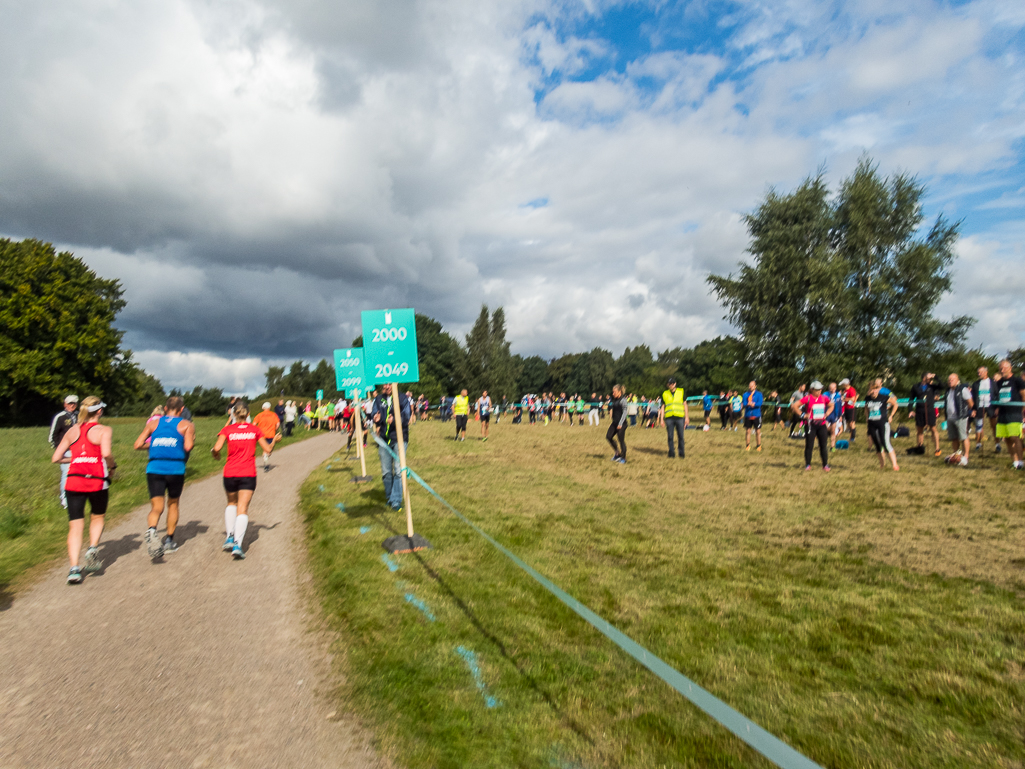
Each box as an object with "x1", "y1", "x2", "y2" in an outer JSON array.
[
  {"x1": 66, "y1": 424, "x2": 109, "y2": 493},
  {"x1": 219, "y1": 422, "x2": 261, "y2": 478}
]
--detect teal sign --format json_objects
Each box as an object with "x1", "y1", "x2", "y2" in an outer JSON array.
[
  {"x1": 361, "y1": 308, "x2": 420, "y2": 383},
  {"x1": 333, "y1": 347, "x2": 367, "y2": 397},
  {"x1": 316, "y1": 389, "x2": 324, "y2": 401}
]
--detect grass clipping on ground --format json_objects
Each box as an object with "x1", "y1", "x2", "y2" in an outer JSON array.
[
  {"x1": 0, "y1": 417, "x2": 320, "y2": 600},
  {"x1": 301, "y1": 418, "x2": 1025, "y2": 769}
]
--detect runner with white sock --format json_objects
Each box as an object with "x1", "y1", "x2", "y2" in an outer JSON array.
[{"x1": 211, "y1": 402, "x2": 275, "y2": 560}]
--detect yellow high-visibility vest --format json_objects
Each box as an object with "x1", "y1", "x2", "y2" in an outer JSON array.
[
  {"x1": 662, "y1": 388, "x2": 686, "y2": 418},
  {"x1": 453, "y1": 395, "x2": 469, "y2": 416}
]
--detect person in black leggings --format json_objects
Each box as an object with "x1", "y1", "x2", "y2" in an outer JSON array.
[
  {"x1": 606, "y1": 385, "x2": 629, "y2": 464},
  {"x1": 792, "y1": 380, "x2": 835, "y2": 471}
]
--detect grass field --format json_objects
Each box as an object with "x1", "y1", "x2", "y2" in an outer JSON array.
[
  {"x1": 301, "y1": 415, "x2": 1025, "y2": 769},
  {"x1": 0, "y1": 416, "x2": 320, "y2": 602}
]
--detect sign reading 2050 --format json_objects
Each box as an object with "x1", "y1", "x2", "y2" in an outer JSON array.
[
  {"x1": 333, "y1": 347, "x2": 367, "y2": 396},
  {"x1": 361, "y1": 308, "x2": 420, "y2": 384}
]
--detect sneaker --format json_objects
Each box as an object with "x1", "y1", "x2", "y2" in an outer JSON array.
[
  {"x1": 82, "y1": 546, "x2": 103, "y2": 572},
  {"x1": 745, "y1": 444, "x2": 750, "y2": 451},
  {"x1": 161, "y1": 536, "x2": 179, "y2": 555},
  {"x1": 804, "y1": 465, "x2": 812, "y2": 471},
  {"x1": 614, "y1": 457, "x2": 626, "y2": 464},
  {"x1": 232, "y1": 543, "x2": 246, "y2": 560},
  {"x1": 934, "y1": 449, "x2": 943, "y2": 457},
  {"x1": 145, "y1": 527, "x2": 164, "y2": 558},
  {"x1": 222, "y1": 535, "x2": 235, "y2": 552},
  {"x1": 756, "y1": 445, "x2": 762, "y2": 452},
  {"x1": 959, "y1": 456, "x2": 969, "y2": 467},
  {"x1": 976, "y1": 442, "x2": 982, "y2": 451},
  {"x1": 67, "y1": 567, "x2": 83, "y2": 584},
  {"x1": 611, "y1": 455, "x2": 619, "y2": 462},
  {"x1": 995, "y1": 443, "x2": 1001, "y2": 454},
  {"x1": 823, "y1": 465, "x2": 832, "y2": 472}
]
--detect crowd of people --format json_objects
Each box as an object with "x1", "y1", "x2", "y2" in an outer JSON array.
[{"x1": 45, "y1": 359, "x2": 1024, "y2": 584}]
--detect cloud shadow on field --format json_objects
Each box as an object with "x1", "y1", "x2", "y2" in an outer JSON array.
[{"x1": 410, "y1": 551, "x2": 597, "y2": 748}]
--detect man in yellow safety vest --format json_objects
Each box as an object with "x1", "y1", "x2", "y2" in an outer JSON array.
[
  {"x1": 453, "y1": 389, "x2": 469, "y2": 442},
  {"x1": 659, "y1": 377, "x2": 689, "y2": 458}
]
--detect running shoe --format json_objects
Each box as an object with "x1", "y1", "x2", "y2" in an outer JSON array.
[
  {"x1": 222, "y1": 535, "x2": 235, "y2": 552},
  {"x1": 82, "y1": 546, "x2": 102, "y2": 573},
  {"x1": 611, "y1": 455, "x2": 619, "y2": 462},
  {"x1": 959, "y1": 457, "x2": 969, "y2": 467},
  {"x1": 995, "y1": 444, "x2": 1001, "y2": 453},
  {"x1": 745, "y1": 444, "x2": 750, "y2": 451},
  {"x1": 161, "y1": 536, "x2": 179, "y2": 555},
  {"x1": 232, "y1": 543, "x2": 246, "y2": 560},
  {"x1": 615, "y1": 457, "x2": 626, "y2": 464},
  {"x1": 756, "y1": 445, "x2": 762, "y2": 452},
  {"x1": 934, "y1": 449, "x2": 943, "y2": 457},
  {"x1": 804, "y1": 465, "x2": 812, "y2": 471},
  {"x1": 823, "y1": 465, "x2": 832, "y2": 472},
  {"x1": 145, "y1": 527, "x2": 164, "y2": 558},
  {"x1": 976, "y1": 442, "x2": 982, "y2": 451},
  {"x1": 67, "y1": 567, "x2": 83, "y2": 584}
]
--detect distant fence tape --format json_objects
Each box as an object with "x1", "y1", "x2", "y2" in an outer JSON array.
[{"x1": 372, "y1": 434, "x2": 822, "y2": 769}]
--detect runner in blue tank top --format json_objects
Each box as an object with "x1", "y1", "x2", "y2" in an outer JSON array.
[{"x1": 134, "y1": 396, "x2": 195, "y2": 558}]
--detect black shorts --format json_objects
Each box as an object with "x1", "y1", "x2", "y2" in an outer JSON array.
[
  {"x1": 915, "y1": 409, "x2": 937, "y2": 428},
  {"x1": 66, "y1": 490, "x2": 109, "y2": 521},
  {"x1": 223, "y1": 476, "x2": 257, "y2": 493},
  {"x1": 703, "y1": 410, "x2": 711, "y2": 418},
  {"x1": 147, "y1": 473, "x2": 185, "y2": 499},
  {"x1": 744, "y1": 416, "x2": 762, "y2": 430},
  {"x1": 844, "y1": 408, "x2": 857, "y2": 423},
  {"x1": 481, "y1": 413, "x2": 491, "y2": 423},
  {"x1": 455, "y1": 415, "x2": 467, "y2": 431}
]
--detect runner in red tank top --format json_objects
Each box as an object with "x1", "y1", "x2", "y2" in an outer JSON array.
[
  {"x1": 51, "y1": 396, "x2": 116, "y2": 584},
  {"x1": 210, "y1": 402, "x2": 275, "y2": 560}
]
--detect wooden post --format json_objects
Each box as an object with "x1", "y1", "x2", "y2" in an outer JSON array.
[
  {"x1": 391, "y1": 386, "x2": 414, "y2": 538},
  {"x1": 354, "y1": 394, "x2": 368, "y2": 478}
]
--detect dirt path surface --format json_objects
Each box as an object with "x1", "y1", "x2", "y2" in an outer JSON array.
[{"x1": 0, "y1": 432, "x2": 380, "y2": 769}]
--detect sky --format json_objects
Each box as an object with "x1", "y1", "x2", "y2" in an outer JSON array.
[{"x1": 1, "y1": 0, "x2": 1023, "y2": 394}]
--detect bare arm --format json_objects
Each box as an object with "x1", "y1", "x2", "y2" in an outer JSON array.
[
  {"x1": 181, "y1": 420, "x2": 196, "y2": 452},
  {"x1": 887, "y1": 394, "x2": 898, "y2": 422},
  {"x1": 210, "y1": 434, "x2": 226, "y2": 459},
  {"x1": 98, "y1": 426, "x2": 114, "y2": 462}
]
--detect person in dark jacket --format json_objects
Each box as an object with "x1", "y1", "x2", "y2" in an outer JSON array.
[
  {"x1": 371, "y1": 384, "x2": 411, "y2": 511},
  {"x1": 943, "y1": 373, "x2": 974, "y2": 467},
  {"x1": 908, "y1": 372, "x2": 940, "y2": 456},
  {"x1": 49, "y1": 395, "x2": 79, "y2": 508},
  {"x1": 606, "y1": 385, "x2": 629, "y2": 464}
]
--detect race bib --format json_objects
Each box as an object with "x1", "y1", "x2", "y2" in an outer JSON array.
[
  {"x1": 999, "y1": 388, "x2": 1011, "y2": 403},
  {"x1": 811, "y1": 403, "x2": 826, "y2": 420},
  {"x1": 868, "y1": 403, "x2": 882, "y2": 420}
]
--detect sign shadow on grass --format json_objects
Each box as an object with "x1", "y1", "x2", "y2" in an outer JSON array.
[{"x1": 409, "y1": 550, "x2": 596, "y2": 747}]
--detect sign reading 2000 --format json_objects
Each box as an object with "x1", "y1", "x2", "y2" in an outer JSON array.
[{"x1": 361, "y1": 308, "x2": 420, "y2": 385}]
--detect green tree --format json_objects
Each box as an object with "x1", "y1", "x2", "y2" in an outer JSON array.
[
  {"x1": 0, "y1": 238, "x2": 138, "y2": 426},
  {"x1": 516, "y1": 355, "x2": 550, "y2": 394},
  {"x1": 708, "y1": 160, "x2": 973, "y2": 389},
  {"x1": 463, "y1": 305, "x2": 517, "y2": 400},
  {"x1": 415, "y1": 314, "x2": 464, "y2": 396},
  {"x1": 170, "y1": 386, "x2": 230, "y2": 417},
  {"x1": 113, "y1": 370, "x2": 166, "y2": 417}
]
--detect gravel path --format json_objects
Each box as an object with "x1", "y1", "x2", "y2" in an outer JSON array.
[{"x1": 0, "y1": 431, "x2": 380, "y2": 769}]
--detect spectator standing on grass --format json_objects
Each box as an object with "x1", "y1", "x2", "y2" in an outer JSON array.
[
  {"x1": 49, "y1": 394, "x2": 79, "y2": 509},
  {"x1": 702, "y1": 390, "x2": 713, "y2": 429},
  {"x1": 134, "y1": 396, "x2": 195, "y2": 558},
  {"x1": 794, "y1": 380, "x2": 833, "y2": 471},
  {"x1": 943, "y1": 373, "x2": 974, "y2": 467},
  {"x1": 864, "y1": 379, "x2": 899, "y2": 471},
  {"x1": 453, "y1": 389, "x2": 469, "y2": 441},
  {"x1": 51, "y1": 396, "x2": 115, "y2": 584},
  {"x1": 971, "y1": 367, "x2": 997, "y2": 453},
  {"x1": 283, "y1": 400, "x2": 297, "y2": 437},
  {"x1": 626, "y1": 394, "x2": 638, "y2": 426},
  {"x1": 717, "y1": 390, "x2": 729, "y2": 430},
  {"x1": 769, "y1": 391, "x2": 782, "y2": 431},
  {"x1": 659, "y1": 377, "x2": 688, "y2": 458},
  {"x1": 841, "y1": 378, "x2": 858, "y2": 443},
  {"x1": 729, "y1": 391, "x2": 742, "y2": 431},
  {"x1": 909, "y1": 372, "x2": 941, "y2": 457},
  {"x1": 827, "y1": 382, "x2": 844, "y2": 449},
  {"x1": 477, "y1": 390, "x2": 492, "y2": 441},
  {"x1": 588, "y1": 393, "x2": 599, "y2": 426},
  {"x1": 372, "y1": 383, "x2": 411, "y2": 511},
  {"x1": 743, "y1": 381, "x2": 764, "y2": 452},
  {"x1": 606, "y1": 384, "x2": 629, "y2": 464},
  {"x1": 993, "y1": 359, "x2": 1025, "y2": 469},
  {"x1": 275, "y1": 399, "x2": 286, "y2": 429},
  {"x1": 788, "y1": 384, "x2": 806, "y2": 437}
]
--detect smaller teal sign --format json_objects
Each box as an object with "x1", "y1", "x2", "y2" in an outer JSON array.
[
  {"x1": 316, "y1": 389, "x2": 324, "y2": 401},
  {"x1": 334, "y1": 347, "x2": 367, "y2": 397}
]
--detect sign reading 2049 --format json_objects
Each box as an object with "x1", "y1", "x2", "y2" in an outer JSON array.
[{"x1": 361, "y1": 308, "x2": 420, "y2": 384}]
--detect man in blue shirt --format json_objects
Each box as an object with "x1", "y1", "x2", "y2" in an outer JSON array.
[
  {"x1": 701, "y1": 390, "x2": 714, "y2": 430},
  {"x1": 743, "y1": 380, "x2": 764, "y2": 451}
]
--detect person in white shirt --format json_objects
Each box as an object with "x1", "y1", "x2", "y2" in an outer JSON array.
[{"x1": 477, "y1": 390, "x2": 492, "y2": 441}]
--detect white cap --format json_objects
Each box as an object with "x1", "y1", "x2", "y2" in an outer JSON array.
[
  {"x1": 839, "y1": 378, "x2": 850, "y2": 386},
  {"x1": 65, "y1": 394, "x2": 79, "y2": 404},
  {"x1": 263, "y1": 402, "x2": 271, "y2": 410},
  {"x1": 810, "y1": 380, "x2": 823, "y2": 390}
]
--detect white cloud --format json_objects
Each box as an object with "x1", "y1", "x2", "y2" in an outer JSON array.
[{"x1": 0, "y1": 0, "x2": 1023, "y2": 391}]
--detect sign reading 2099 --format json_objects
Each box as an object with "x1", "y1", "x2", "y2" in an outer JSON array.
[
  {"x1": 333, "y1": 347, "x2": 366, "y2": 396},
  {"x1": 361, "y1": 308, "x2": 420, "y2": 384}
]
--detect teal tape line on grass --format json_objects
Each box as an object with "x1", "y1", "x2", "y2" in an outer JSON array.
[{"x1": 370, "y1": 435, "x2": 822, "y2": 769}]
